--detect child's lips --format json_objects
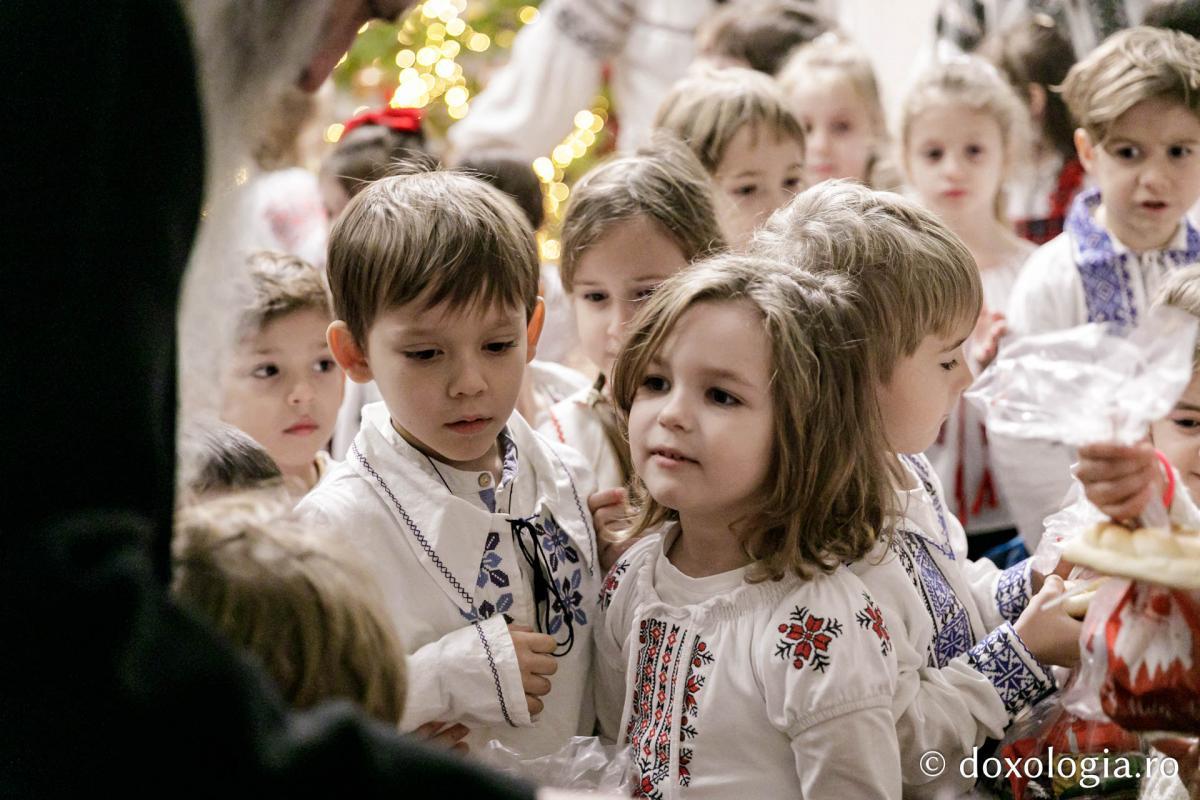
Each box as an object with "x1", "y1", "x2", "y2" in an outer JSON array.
[
  {"x1": 649, "y1": 447, "x2": 698, "y2": 467},
  {"x1": 1140, "y1": 200, "x2": 1169, "y2": 212},
  {"x1": 284, "y1": 419, "x2": 319, "y2": 435},
  {"x1": 445, "y1": 417, "x2": 492, "y2": 435}
]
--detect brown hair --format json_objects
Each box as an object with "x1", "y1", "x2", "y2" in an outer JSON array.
[
  {"x1": 327, "y1": 167, "x2": 539, "y2": 347},
  {"x1": 694, "y1": 0, "x2": 831, "y2": 76},
  {"x1": 980, "y1": 14, "x2": 1077, "y2": 160},
  {"x1": 172, "y1": 492, "x2": 407, "y2": 724},
  {"x1": 559, "y1": 135, "x2": 725, "y2": 293},
  {"x1": 611, "y1": 254, "x2": 895, "y2": 580},
  {"x1": 1061, "y1": 25, "x2": 1200, "y2": 143},
  {"x1": 653, "y1": 66, "x2": 806, "y2": 173},
  {"x1": 457, "y1": 155, "x2": 546, "y2": 231},
  {"x1": 177, "y1": 418, "x2": 283, "y2": 503},
  {"x1": 753, "y1": 179, "x2": 982, "y2": 384},
  {"x1": 319, "y1": 123, "x2": 427, "y2": 201},
  {"x1": 237, "y1": 250, "x2": 333, "y2": 337}
]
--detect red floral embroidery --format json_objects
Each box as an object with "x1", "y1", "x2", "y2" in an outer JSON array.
[
  {"x1": 775, "y1": 606, "x2": 843, "y2": 673},
  {"x1": 678, "y1": 639, "x2": 714, "y2": 787},
  {"x1": 600, "y1": 560, "x2": 628, "y2": 610},
  {"x1": 856, "y1": 593, "x2": 892, "y2": 657}
]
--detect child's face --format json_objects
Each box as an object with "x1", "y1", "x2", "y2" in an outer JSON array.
[
  {"x1": 788, "y1": 76, "x2": 874, "y2": 185},
  {"x1": 1076, "y1": 96, "x2": 1200, "y2": 252},
  {"x1": 1150, "y1": 371, "x2": 1200, "y2": 501},
  {"x1": 348, "y1": 298, "x2": 535, "y2": 472},
  {"x1": 221, "y1": 309, "x2": 345, "y2": 473},
  {"x1": 876, "y1": 318, "x2": 975, "y2": 455},
  {"x1": 712, "y1": 124, "x2": 806, "y2": 247},
  {"x1": 905, "y1": 104, "x2": 1006, "y2": 224},
  {"x1": 627, "y1": 299, "x2": 774, "y2": 523},
  {"x1": 572, "y1": 215, "x2": 690, "y2": 377}
]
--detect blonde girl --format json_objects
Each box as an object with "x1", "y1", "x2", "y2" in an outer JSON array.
[
  {"x1": 777, "y1": 32, "x2": 898, "y2": 190},
  {"x1": 595, "y1": 254, "x2": 902, "y2": 798},
  {"x1": 900, "y1": 56, "x2": 1037, "y2": 545},
  {"x1": 540, "y1": 137, "x2": 723, "y2": 545},
  {"x1": 754, "y1": 180, "x2": 1082, "y2": 796}
]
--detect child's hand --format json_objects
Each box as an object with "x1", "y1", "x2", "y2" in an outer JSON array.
[
  {"x1": 412, "y1": 721, "x2": 471, "y2": 754},
  {"x1": 588, "y1": 488, "x2": 638, "y2": 572},
  {"x1": 969, "y1": 309, "x2": 1007, "y2": 373},
  {"x1": 1013, "y1": 575, "x2": 1083, "y2": 667},
  {"x1": 1075, "y1": 441, "x2": 1164, "y2": 523},
  {"x1": 508, "y1": 623, "x2": 557, "y2": 716}
]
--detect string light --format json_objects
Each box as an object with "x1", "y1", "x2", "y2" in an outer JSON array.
[{"x1": 533, "y1": 95, "x2": 609, "y2": 261}]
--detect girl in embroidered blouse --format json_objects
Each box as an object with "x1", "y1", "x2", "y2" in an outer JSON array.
[
  {"x1": 900, "y1": 56, "x2": 1036, "y2": 553},
  {"x1": 594, "y1": 254, "x2": 903, "y2": 799},
  {"x1": 754, "y1": 180, "x2": 1083, "y2": 797},
  {"x1": 539, "y1": 137, "x2": 725, "y2": 571}
]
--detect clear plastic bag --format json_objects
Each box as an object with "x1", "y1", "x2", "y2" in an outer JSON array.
[{"x1": 474, "y1": 736, "x2": 634, "y2": 794}]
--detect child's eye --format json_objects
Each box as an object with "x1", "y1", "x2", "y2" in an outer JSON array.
[
  {"x1": 802, "y1": 119, "x2": 816, "y2": 135},
  {"x1": 1171, "y1": 416, "x2": 1200, "y2": 431},
  {"x1": 832, "y1": 120, "x2": 853, "y2": 135},
  {"x1": 641, "y1": 375, "x2": 669, "y2": 393},
  {"x1": 939, "y1": 359, "x2": 959, "y2": 372},
  {"x1": 1170, "y1": 144, "x2": 1193, "y2": 159},
  {"x1": 966, "y1": 144, "x2": 984, "y2": 158},
  {"x1": 404, "y1": 349, "x2": 440, "y2": 361},
  {"x1": 314, "y1": 358, "x2": 337, "y2": 373},
  {"x1": 784, "y1": 176, "x2": 804, "y2": 191},
  {"x1": 1114, "y1": 145, "x2": 1141, "y2": 160},
  {"x1": 707, "y1": 387, "x2": 741, "y2": 407},
  {"x1": 251, "y1": 364, "x2": 278, "y2": 379},
  {"x1": 484, "y1": 340, "x2": 518, "y2": 354},
  {"x1": 923, "y1": 147, "x2": 943, "y2": 162},
  {"x1": 634, "y1": 285, "x2": 660, "y2": 301},
  {"x1": 732, "y1": 184, "x2": 758, "y2": 197},
  {"x1": 581, "y1": 291, "x2": 607, "y2": 303}
]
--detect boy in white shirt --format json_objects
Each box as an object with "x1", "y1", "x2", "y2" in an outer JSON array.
[
  {"x1": 296, "y1": 169, "x2": 600, "y2": 757},
  {"x1": 1002, "y1": 26, "x2": 1200, "y2": 547}
]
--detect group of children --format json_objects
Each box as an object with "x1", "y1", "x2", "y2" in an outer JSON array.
[{"x1": 168, "y1": 11, "x2": 1200, "y2": 799}]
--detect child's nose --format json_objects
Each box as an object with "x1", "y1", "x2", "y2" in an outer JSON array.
[
  {"x1": 448, "y1": 356, "x2": 487, "y2": 397},
  {"x1": 656, "y1": 390, "x2": 692, "y2": 431},
  {"x1": 288, "y1": 378, "x2": 315, "y2": 405}
]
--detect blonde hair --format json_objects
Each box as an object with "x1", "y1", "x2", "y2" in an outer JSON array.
[
  {"x1": 653, "y1": 66, "x2": 806, "y2": 173},
  {"x1": 1157, "y1": 264, "x2": 1200, "y2": 366},
  {"x1": 172, "y1": 492, "x2": 407, "y2": 724},
  {"x1": 237, "y1": 250, "x2": 332, "y2": 337},
  {"x1": 777, "y1": 32, "x2": 896, "y2": 189},
  {"x1": 611, "y1": 254, "x2": 895, "y2": 581},
  {"x1": 753, "y1": 179, "x2": 982, "y2": 383},
  {"x1": 559, "y1": 136, "x2": 725, "y2": 292},
  {"x1": 1061, "y1": 25, "x2": 1200, "y2": 143},
  {"x1": 901, "y1": 56, "x2": 1031, "y2": 220},
  {"x1": 327, "y1": 167, "x2": 539, "y2": 346}
]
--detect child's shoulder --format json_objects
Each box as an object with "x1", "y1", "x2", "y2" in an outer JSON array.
[
  {"x1": 538, "y1": 386, "x2": 603, "y2": 446},
  {"x1": 600, "y1": 531, "x2": 662, "y2": 609}
]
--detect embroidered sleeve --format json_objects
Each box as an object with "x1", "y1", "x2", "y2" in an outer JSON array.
[
  {"x1": 965, "y1": 622, "x2": 1055, "y2": 719},
  {"x1": 400, "y1": 615, "x2": 532, "y2": 731},
  {"x1": 964, "y1": 555, "x2": 1033, "y2": 629},
  {"x1": 592, "y1": 549, "x2": 645, "y2": 742},
  {"x1": 760, "y1": 586, "x2": 901, "y2": 797}
]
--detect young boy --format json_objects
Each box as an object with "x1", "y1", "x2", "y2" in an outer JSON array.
[
  {"x1": 296, "y1": 169, "x2": 599, "y2": 758},
  {"x1": 1001, "y1": 26, "x2": 1200, "y2": 546},
  {"x1": 219, "y1": 251, "x2": 344, "y2": 498},
  {"x1": 654, "y1": 66, "x2": 807, "y2": 247}
]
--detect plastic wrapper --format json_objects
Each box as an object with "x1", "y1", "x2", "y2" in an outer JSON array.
[
  {"x1": 1067, "y1": 578, "x2": 1200, "y2": 735},
  {"x1": 474, "y1": 736, "x2": 633, "y2": 793},
  {"x1": 968, "y1": 307, "x2": 1198, "y2": 530},
  {"x1": 991, "y1": 694, "x2": 1144, "y2": 799}
]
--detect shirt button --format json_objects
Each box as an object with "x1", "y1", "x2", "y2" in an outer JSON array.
[{"x1": 478, "y1": 473, "x2": 492, "y2": 487}]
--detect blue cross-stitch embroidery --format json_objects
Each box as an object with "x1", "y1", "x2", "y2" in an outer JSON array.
[
  {"x1": 967, "y1": 626, "x2": 1054, "y2": 718},
  {"x1": 1068, "y1": 187, "x2": 1200, "y2": 328},
  {"x1": 995, "y1": 560, "x2": 1031, "y2": 624},
  {"x1": 541, "y1": 515, "x2": 581, "y2": 573},
  {"x1": 475, "y1": 530, "x2": 514, "y2": 620},
  {"x1": 900, "y1": 454, "x2": 955, "y2": 559},
  {"x1": 897, "y1": 530, "x2": 974, "y2": 668},
  {"x1": 479, "y1": 430, "x2": 520, "y2": 513}
]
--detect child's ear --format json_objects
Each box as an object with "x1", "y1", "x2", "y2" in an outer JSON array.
[
  {"x1": 1074, "y1": 127, "x2": 1096, "y2": 173},
  {"x1": 327, "y1": 321, "x2": 374, "y2": 384},
  {"x1": 525, "y1": 298, "x2": 546, "y2": 364}
]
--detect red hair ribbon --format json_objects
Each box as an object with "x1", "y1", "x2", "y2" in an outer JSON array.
[
  {"x1": 341, "y1": 106, "x2": 423, "y2": 136},
  {"x1": 1156, "y1": 449, "x2": 1177, "y2": 511}
]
